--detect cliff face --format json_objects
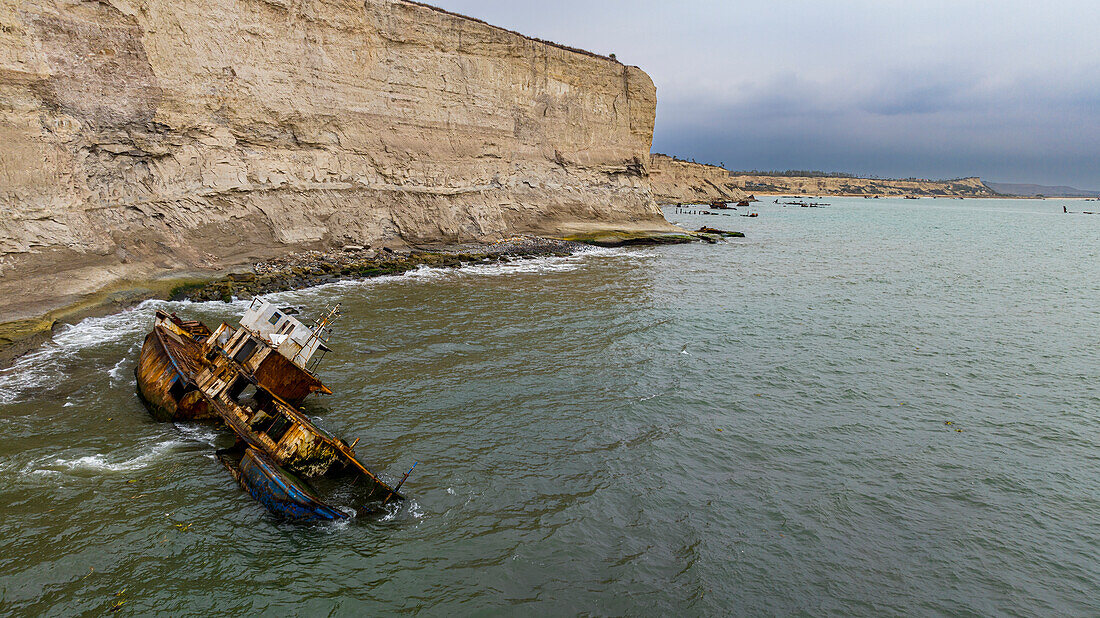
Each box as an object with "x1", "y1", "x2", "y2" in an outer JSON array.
[
  {"x1": 649, "y1": 154, "x2": 995, "y2": 202},
  {"x1": 0, "y1": 0, "x2": 667, "y2": 322},
  {"x1": 729, "y1": 175, "x2": 995, "y2": 197},
  {"x1": 648, "y1": 154, "x2": 749, "y2": 204}
]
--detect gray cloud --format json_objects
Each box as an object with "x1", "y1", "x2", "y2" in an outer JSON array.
[{"x1": 427, "y1": 0, "x2": 1100, "y2": 188}]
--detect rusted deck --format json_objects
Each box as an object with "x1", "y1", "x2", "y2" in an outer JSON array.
[
  {"x1": 154, "y1": 322, "x2": 206, "y2": 379},
  {"x1": 135, "y1": 308, "x2": 404, "y2": 511}
]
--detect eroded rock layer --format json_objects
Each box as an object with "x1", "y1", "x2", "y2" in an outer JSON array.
[
  {"x1": 729, "y1": 174, "x2": 995, "y2": 197},
  {"x1": 648, "y1": 154, "x2": 750, "y2": 205},
  {"x1": 0, "y1": 0, "x2": 667, "y2": 321}
]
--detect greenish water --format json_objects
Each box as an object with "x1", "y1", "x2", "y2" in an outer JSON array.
[{"x1": 1, "y1": 198, "x2": 1098, "y2": 615}]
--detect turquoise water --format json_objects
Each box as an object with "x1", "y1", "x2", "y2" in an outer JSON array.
[{"x1": 1, "y1": 198, "x2": 1097, "y2": 614}]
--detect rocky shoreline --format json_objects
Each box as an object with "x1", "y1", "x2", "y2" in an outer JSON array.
[
  {"x1": 175, "y1": 229, "x2": 752, "y2": 302},
  {"x1": 173, "y1": 236, "x2": 586, "y2": 303},
  {"x1": 0, "y1": 230, "x2": 743, "y2": 367}
]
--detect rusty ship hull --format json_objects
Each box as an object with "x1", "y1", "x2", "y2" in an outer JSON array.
[
  {"x1": 135, "y1": 320, "x2": 216, "y2": 423},
  {"x1": 134, "y1": 305, "x2": 404, "y2": 521},
  {"x1": 220, "y1": 447, "x2": 349, "y2": 523}
]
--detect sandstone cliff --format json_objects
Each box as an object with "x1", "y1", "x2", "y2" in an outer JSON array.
[
  {"x1": 648, "y1": 154, "x2": 750, "y2": 204},
  {"x1": 729, "y1": 174, "x2": 995, "y2": 197},
  {"x1": 0, "y1": 0, "x2": 671, "y2": 322},
  {"x1": 649, "y1": 154, "x2": 996, "y2": 201}
]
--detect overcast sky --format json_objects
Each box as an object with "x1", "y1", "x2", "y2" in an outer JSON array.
[{"x1": 427, "y1": 0, "x2": 1100, "y2": 189}]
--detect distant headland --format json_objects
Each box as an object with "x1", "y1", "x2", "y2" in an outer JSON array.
[{"x1": 650, "y1": 154, "x2": 1099, "y2": 200}]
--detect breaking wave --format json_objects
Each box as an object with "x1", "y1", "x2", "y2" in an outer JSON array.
[
  {"x1": 404, "y1": 249, "x2": 616, "y2": 280},
  {"x1": 0, "y1": 346, "x2": 66, "y2": 406},
  {"x1": 173, "y1": 424, "x2": 222, "y2": 447},
  {"x1": 26, "y1": 439, "x2": 186, "y2": 476},
  {"x1": 0, "y1": 246, "x2": 636, "y2": 404},
  {"x1": 267, "y1": 245, "x2": 634, "y2": 303},
  {"x1": 0, "y1": 303, "x2": 164, "y2": 404},
  {"x1": 50, "y1": 305, "x2": 160, "y2": 350},
  {"x1": 0, "y1": 298, "x2": 249, "y2": 405},
  {"x1": 107, "y1": 349, "x2": 133, "y2": 383}
]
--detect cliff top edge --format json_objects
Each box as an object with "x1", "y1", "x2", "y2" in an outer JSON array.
[{"x1": 401, "y1": 0, "x2": 629, "y2": 66}]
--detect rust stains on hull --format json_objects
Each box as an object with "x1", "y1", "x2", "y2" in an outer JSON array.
[
  {"x1": 134, "y1": 329, "x2": 215, "y2": 422},
  {"x1": 134, "y1": 303, "x2": 404, "y2": 518}
]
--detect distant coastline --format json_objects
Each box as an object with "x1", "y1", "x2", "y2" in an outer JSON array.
[
  {"x1": 653, "y1": 154, "x2": 1099, "y2": 199},
  {"x1": 730, "y1": 175, "x2": 993, "y2": 198},
  {"x1": 754, "y1": 193, "x2": 1096, "y2": 200}
]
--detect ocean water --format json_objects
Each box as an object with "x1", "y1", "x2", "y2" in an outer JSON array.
[{"x1": 0, "y1": 198, "x2": 1097, "y2": 615}]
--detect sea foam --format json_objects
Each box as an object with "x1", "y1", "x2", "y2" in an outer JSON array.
[
  {"x1": 26, "y1": 439, "x2": 185, "y2": 476},
  {"x1": 0, "y1": 246, "x2": 632, "y2": 405}
]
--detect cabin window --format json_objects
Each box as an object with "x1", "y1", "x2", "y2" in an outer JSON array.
[
  {"x1": 248, "y1": 408, "x2": 271, "y2": 429},
  {"x1": 238, "y1": 384, "x2": 258, "y2": 405},
  {"x1": 261, "y1": 414, "x2": 292, "y2": 443},
  {"x1": 268, "y1": 312, "x2": 282, "y2": 326},
  {"x1": 253, "y1": 389, "x2": 273, "y2": 409},
  {"x1": 168, "y1": 378, "x2": 187, "y2": 402},
  {"x1": 227, "y1": 375, "x2": 251, "y2": 401},
  {"x1": 233, "y1": 338, "x2": 258, "y2": 364}
]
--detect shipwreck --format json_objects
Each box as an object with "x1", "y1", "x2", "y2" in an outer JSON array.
[{"x1": 135, "y1": 298, "x2": 407, "y2": 522}]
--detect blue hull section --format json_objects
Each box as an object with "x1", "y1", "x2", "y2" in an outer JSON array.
[{"x1": 237, "y1": 448, "x2": 349, "y2": 522}]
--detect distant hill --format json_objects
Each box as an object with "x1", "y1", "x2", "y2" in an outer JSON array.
[
  {"x1": 725, "y1": 173, "x2": 995, "y2": 198},
  {"x1": 985, "y1": 182, "x2": 1100, "y2": 198},
  {"x1": 649, "y1": 154, "x2": 750, "y2": 204},
  {"x1": 649, "y1": 154, "x2": 1100, "y2": 199}
]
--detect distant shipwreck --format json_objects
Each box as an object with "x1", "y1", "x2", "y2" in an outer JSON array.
[{"x1": 135, "y1": 299, "x2": 408, "y2": 522}]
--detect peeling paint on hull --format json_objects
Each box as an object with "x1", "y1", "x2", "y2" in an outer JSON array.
[
  {"x1": 134, "y1": 309, "x2": 404, "y2": 520},
  {"x1": 222, "y1": 448, "x2": 349, "y2": 523},
  {"x1": 134, "y1": 331, "x2": 215, "y2": 422}
]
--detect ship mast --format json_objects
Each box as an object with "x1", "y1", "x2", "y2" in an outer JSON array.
[{"x1": 292, "y1": 304, "x2": 341, "y2": 369}]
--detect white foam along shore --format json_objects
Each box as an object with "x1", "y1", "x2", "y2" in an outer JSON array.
[{"x1": 0, "y1": 245, "x2": 637, "y2": 405}]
